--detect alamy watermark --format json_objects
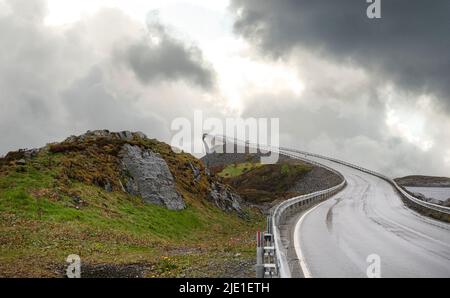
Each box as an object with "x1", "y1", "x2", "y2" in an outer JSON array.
[
  {"x1": 66, "y1": 254, "x2": 81, "y2": 278},
  {"x1": 366, "y1": 254, "x2": 381, "y2": 278},
  {"x1": 366, "y1": 0, "x2": 381, "y2": 19},
  {"x1": 170, "y1": 111, "x2": 280, "y2": 164}
]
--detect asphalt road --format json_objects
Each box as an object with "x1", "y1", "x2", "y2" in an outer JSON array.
[{"x1": 293, "y1": 155, "x2": 450, "y2": 278}]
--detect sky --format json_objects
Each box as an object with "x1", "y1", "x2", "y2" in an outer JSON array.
[{"x1": 0, "y1": 0, "x2": 449, "y2": 177}]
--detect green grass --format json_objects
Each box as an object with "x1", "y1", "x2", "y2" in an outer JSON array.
[
  {"x1": 226, "y1": 162, "x2": 312, "y2": 204},
  {"x1": 0, "y1": 173, "x2": 249, "y2": 242},
  {"x1": 0, "y1": 149, "x2": 263, "y2": 277},
  {"x1": 218, "y1": 162, "x2": 263, "y2": 178},
  {"x1": 281, "y1": 164, "x2": 290, "y2": 175}
]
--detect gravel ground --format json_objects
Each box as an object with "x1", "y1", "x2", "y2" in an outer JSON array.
[
  {"x1": 57, "y1": 256, "x2": 255, "y2": 278},
  {"x1": 288, "y1": 166, "x2": 343, "y2": 194}
]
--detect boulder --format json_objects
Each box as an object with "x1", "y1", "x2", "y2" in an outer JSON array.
[
  {"x1": 208, "y1": 182, "x2": 245, "y2": 217},
  {"x1": 134, "y1": 131, "x2": 147, "y2": 139},
  {"x1": 118, "y1": 131, "x2": 134, "y2": 141},
  {"x1": 120, "y1": 144, "x2": 185, "y2": 210},
  {"x1": 65, "y1": 130, "x2": 147, "y2": 144},
  {"x1": 24, "y1": 149, "x2": 39, "y2": 159},
  {"x1": 443, "y1": 198, "x2": 450, "y2": 207},
  {"x1": 412, "y1": 192, "x2": 426, "y2": 200},
  {"x1": 104, "y1": 180, "x2": 113, "y2": 193},
  {"x1": 16, "y1": 159, "x2": 26, "y2": 165}
]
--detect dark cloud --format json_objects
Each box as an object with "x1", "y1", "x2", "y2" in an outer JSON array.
[
  {"x1": 118, "y1": 18, "x2": 215, "y2": 89},
  {"x1": 0, "y1": 0, "x2": 217, "y2": 155},
  {"x1": 231, "y1": 0, "x2": 450, "y2": 111},
  {"x1": 1, "y1": 0, "x2": 448, "y2": 176},
  {"x1": 240, "y1": 91, "x2": 450, "y2": 177},
  {"x1": 122, "y1": 37, "x2": 214, "y2": 89}
]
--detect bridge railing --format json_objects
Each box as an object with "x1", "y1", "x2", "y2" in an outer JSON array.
[
  {"x1": 279, "y1": 147, "x2": 450, "y2": 215},
  {"x1": 206, "y1": 135, "x2": 347, "y2": 277},
  {"x1": 204, "y1": 134, "x2": 450, "y2": 278},
  {"x1": 206, "y1": 134, "x2": 450, "y2": 215}
]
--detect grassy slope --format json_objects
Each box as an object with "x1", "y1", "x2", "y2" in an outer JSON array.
[
  {"x1": 221, "y1": 162, "x2": 312, "y2": 204},
  {"x1": 217, "y1": 163, "x2": 263, "y2": 178},
  {"x1": 0, "y1": 136, "x2": 263, "y2": 277}
]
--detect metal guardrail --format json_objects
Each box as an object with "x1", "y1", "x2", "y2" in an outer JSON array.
[
  {"x1": 268, "y1": 149, "x2": 346, "y2": 277},
  {"x1": 204, "y1": 134, "x2": 450, "y2": 278},
  {"x1": 205, "y1": 134, "x2": 450, "y2": 215},
  {"x1": 205, "y1": 135, "x2": 347, "y2": 277},
  {"x1": 270, "y1": 180, "x2": 346, "y2": 277},
  {"x1": 280, "y1": 147, "x2": 450, "y2": 215}
]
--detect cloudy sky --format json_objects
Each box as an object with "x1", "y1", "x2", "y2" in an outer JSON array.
[{"x1": 1, "y1": 0, "x2": 449, "y2": 177}]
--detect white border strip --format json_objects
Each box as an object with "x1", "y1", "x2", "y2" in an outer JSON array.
[{"x1": 293, "y1": 199, "x2": 331, "y2": 278}]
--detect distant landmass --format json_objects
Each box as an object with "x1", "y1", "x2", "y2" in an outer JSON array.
[
  {"x1": 395, "y1": 175, "x2": 450, "y2": 207},
  {"x1": 395, "y1": 175, "x2": 450, "y2": 187}
]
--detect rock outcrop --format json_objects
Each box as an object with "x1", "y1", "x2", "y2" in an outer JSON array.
[
  {"x1": 189, "y1": 162, "x2": 202, "y2": 183},
  {"x1": 208, "y1": 182, "x2": 245, "y2": 217},
  {"x1": 120, "y1": 144, "x2": 185, "y2": 211},
  {"x1": 444, "y1": 198, "x2": 450, "y2": 207},
  {"x1": 65, "y1": 130, "x2": 148, "y2": 143},
  {"x1": 411, "y1": 192, "x2": 450, "y2": 207}
]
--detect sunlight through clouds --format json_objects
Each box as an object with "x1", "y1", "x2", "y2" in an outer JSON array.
[{"x1": 1, "y1": 0, "x2": 449, "y2": 177}]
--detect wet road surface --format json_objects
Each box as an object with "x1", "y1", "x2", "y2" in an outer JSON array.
[{"x1": 294, "y1": 156, "x2": 450, "y2": 278}]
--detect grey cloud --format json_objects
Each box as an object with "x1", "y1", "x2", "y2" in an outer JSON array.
[
  {"x1": 0, "y1": 0, "x2": 217, "y2": 155},
  {"x1": 231, "y1": 0, "x2": 450, "y2": 112},
  {"x1": 60, "y1": 67, "x2": 169, "y2": 140},
  {"x1": 241, "y1": 92, "x2": 450, "y2": 177},
  {"x1": 4, "y1": 0, "x2": 47, "y2": 23},
  {"x1": 119, "y1": 22, "x2": 215, "y2": 89}
]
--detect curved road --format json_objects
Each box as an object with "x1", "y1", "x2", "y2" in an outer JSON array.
[{"x1": 293, "y1": 155, "x2": 450, "y2": 278}]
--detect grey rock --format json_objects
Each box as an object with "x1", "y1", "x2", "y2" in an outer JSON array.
[
  {"x1": 104, "y1": 181, "x2": 113, "y2": 193},
  {"x1": 412, "y1": 192, "x2": 449, "y2": 206},
  {"x1": 120, "y1": 144, "x2": 185, "y2": 210},
  {"x1": 118, "y1": 131, "x2": 134, "y2": 141},
  {"x1": 72, "y1": 195, "x2": 85, "y2": 208},
  {"x1": 84, "y1": 130, "x2": 111, "y2": 140},
  {"x1": 443, "y1": 198, "x2": 450, "y2": 207},
  {"x1": 134, "y1": 131, "x2": 147, "y2": 139},
  {"x1": 428, "y1": 198, "x2": 442, "y2": 205},
  {"x1": 64, "y1": 130, "x2": 148, "y2": 144},
  {"x1": 65, "y1": 135, "x2": 78, "y2": 143},
  {"x1": 24, "y1": 149, "x2": 39, "y2": 159},
  {"x1": 16, "y1": 159, "x2": 26, "y2": 165},
  {"x1": 208, "y1": 182, "x2": 246, "y2": 217},
  {"x1": 189, "y1": 162, "x2": 201, "y2": 183},
  {"x1": 412, "y1": 192, "x2": 426, "y2": 201},
  {"x1": 71, "y1": 130, "x2": 113, "y2": 142}
]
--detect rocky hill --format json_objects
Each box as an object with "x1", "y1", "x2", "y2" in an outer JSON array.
[
  {"x1": 395, "y1": 175, "x2": 450, "y2": 187},
  {"x1": 0, "y1": 130, "x2": 261, "y2": 277},
  {"x1": 202, "y1": 145, "x2": 343, "y2": 213}
]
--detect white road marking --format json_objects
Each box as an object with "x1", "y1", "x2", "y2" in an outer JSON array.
[{"x1": 294, "y1": 199, "x2": 333, "y2": 278}]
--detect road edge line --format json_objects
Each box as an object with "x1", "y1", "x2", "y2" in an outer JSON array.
[{"x1": 293, "y1": 199, "x2": 331, "y2": 278}]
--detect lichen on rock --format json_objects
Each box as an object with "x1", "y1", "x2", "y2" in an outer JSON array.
[
  {"x1": 120, "y1": 144, "x2": 185, "y2": 210},
  {"x1": 208, "y1": 182, "x2": 245, "y2": 217}
]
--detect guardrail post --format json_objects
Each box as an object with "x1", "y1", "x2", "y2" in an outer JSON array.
[{"x1": 256, "y1": 230, "x2": 264, "y2": 278}]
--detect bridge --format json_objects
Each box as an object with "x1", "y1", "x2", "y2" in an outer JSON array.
[{"x1": 204, "y1": 135, "x2": 450, "y2": 278}]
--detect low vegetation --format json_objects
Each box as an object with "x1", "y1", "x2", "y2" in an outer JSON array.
[
  {"x1": 0, "y1": 134, "x2": 263, "y2": 277},
  {"x1": 217, "y1": 162, "x2": 263, "y2": 178},
  {"x1": 222, "y1": 161, "x2": 313, "y2": 205}
]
